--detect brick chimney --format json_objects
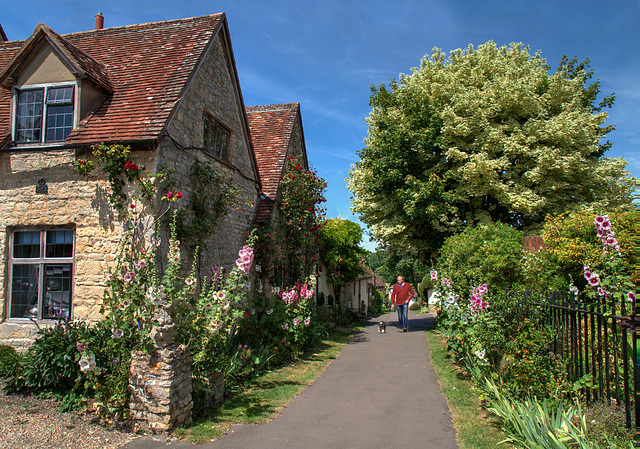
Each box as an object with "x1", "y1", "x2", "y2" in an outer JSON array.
[{"x1": 95, "y1": 12, "x2": 104, "y2": 30}]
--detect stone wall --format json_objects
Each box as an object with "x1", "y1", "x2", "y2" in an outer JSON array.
[
  {"x1": 0, "y1": 148, "x2": 147, "y2": 349},
  {"x1": 203, "y1": 371, "x2": 225, "y2": 409},
  {"x1": 160, "y1": 28, "x2": 258, "y2": 274},
  {"x1": 288, "y1": 113, "x2": 306, "y2": 162},
  {"x1": 129, "y1": 344, "x2": 192, "y2": 433}
]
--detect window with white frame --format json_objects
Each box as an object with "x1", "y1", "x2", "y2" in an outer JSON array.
[
  {"x1": 203, "y1": 114, "x2": 230, "y2": 162},
  {"x1": 14, "y1": 84, "x2": 75, "y2": 144},
  {"x1": 9, "y1": 228, "x2": 75, "y2": 320}
]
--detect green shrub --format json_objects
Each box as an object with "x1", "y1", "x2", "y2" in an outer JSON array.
[
  {"x1": 1, "y1": 322, "x2": 93, "y2": 394},
  {"x1": 0, "y1": 320, "x2": 137, "y2": 417},
  {"x1": 418, "y1": 274, "x2": 434, "y2": 300},
  {"x1": 368, "y1": 288, "x2": 386, "y2": 315},
  {"x1": 437, "y1": 222, "x2": 525, "y2": 298},
  {"x1": 436, "y1": 285, "x2": 567, "y2": 399}
]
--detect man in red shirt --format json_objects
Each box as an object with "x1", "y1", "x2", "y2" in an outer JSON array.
[{"x1": 391, "y1": 275, "x2": 416, "y2": 332}]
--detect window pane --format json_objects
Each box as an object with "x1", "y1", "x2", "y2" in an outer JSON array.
[
  {"x1": 13, "y1": 231, "x2": 41, "y2": 258},
  {"x1": 203, "y1": 116, "x2": 230, "y2": 161},
  {"x1": 16, "y1": 89, "x2": 43, "y2": 143},
  {"x1": 10, "y1": 264, "x2": 40, "y2": 318},
  {"x1": 45, "y1": 230, "x2": 74, "y2": 258},
  {"x1": 220, "y1": 132, "x2": 229, "y2": 161},
  {"x1": 42, "y1": 264, "x2": 72, "y2": 320},
  {"x1": 46, "y1": 86, "x2": 74, "y2": 105},
  {"x1": 45, "y1": 104, "x2": 74, "y2": 142},
  {"x1": 214, "y1": 127, "x2": 222, "y2": 158}
]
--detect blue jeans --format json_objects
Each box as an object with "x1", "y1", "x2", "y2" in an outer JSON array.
[{"x1": 396, "y1": 303, "x2": 408, "y2": 329}]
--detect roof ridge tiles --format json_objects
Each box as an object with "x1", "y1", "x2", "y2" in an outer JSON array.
[
  {"x1": 0, "y1": 13, "x2": 228, "y2": 146},
  {"x1": 246, "y1": 103, "x2": 299, "y2": 113},
  {"x1": 62, "y1": 13, "x2": 225, "y2": 39}
]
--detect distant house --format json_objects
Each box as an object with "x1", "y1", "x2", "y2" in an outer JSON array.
[
  {"x1": 316, "y1": 266, "x2": 387, "y2": 316},
  {"x1": 0, "y1": 14, "x2": 310, "y2": 349}
]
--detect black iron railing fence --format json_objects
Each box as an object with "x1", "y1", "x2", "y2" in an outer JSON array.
[{"x1": 540, "y1": 291, "x2": 634, "y2": 428}]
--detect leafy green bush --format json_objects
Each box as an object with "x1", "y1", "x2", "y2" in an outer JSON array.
[
  {"x1": 2, "y1": 322, "x2": 93, "y2": 394},
  {"x1": 435, "y1": 281, "x2": 566, "y2": 399},
  {"x1": 437, "y1": 222, "x2": 525, "y2": 297},
  {"x1": 417, "y1": 273, "x2": 435, "y2": 300},
  {"x1": 0, "y1": 320, "x2": 138, "y2": 417},
  {"x1": 368, "y1": 288, "x2": 386, "y2": 315}
]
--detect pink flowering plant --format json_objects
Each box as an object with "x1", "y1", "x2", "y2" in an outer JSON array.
[
  {"x1": 582, "y1": 215, "x2": 634, "y2": 306},
  {"x1": 233, "y1": 280, "x2": 321, "y2": 366},
  {"x1": 431, "y1": 271, "x2": 489, "y2": 365}
]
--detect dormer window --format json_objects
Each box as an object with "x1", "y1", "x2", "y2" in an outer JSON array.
[{"x1": 15, "y1": 84, "x2": 75, "y2": 144}]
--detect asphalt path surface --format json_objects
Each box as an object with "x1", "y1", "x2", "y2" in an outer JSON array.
[{"x1": 121, "y1": 310, "x2": 458, "y2": 449}]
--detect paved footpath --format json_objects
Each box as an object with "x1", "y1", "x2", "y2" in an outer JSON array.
[{"x1": 121, "y1": 310, "x2": 458, "y2": 449}]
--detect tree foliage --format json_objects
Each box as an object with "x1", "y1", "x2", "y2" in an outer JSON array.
[
  {"x1": 368, "y1": 247, "x2": 429, "y2": 287},
  {"x1": 347, "y1": 42, "x2": 633, "y2": 260},
  {"x1": 318, "y1": 218, "x2": 367, "y2": 287}
]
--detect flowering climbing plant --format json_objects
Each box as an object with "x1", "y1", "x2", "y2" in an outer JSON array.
[
  {"x1": 256, "y1": 156, "x2": 327, "y2": 287},
  {"x1": 74, "y1": 143, "x2": 174, "y2": 212}
]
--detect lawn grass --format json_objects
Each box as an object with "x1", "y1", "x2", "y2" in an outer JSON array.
[
  {"x1": 174, "y1": 328, "x2": 357, "y2": 444},
  {"x1": 427, "y1": 330, "x2": 513, "y2": 449}
]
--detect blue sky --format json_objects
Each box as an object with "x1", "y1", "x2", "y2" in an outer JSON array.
[{"x1": 3, "y1": 0, "x2": 638, "y2": 250}]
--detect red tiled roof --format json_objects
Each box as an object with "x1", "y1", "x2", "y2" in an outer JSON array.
[
  {"x1": 246, "y1": 103, "x2": 300, "y2": 197},
  {"x1": 0, "y1": 14, "x2": 225, "y2": 146},
  {"x1": 524, "y1": 236, "x2": 546, "y2": 252},
  {"x1": 246, "y1": 103, "x2": 301, "y2": 222},
  {"x1": 0, "y1": 24, "x2": 113, "y2": 92}
]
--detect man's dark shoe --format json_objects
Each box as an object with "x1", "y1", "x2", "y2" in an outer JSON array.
[{"x1": 403, "y1": 328, "x2": 407, "y2": 332}]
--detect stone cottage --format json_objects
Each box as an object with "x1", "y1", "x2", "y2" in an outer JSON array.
[{"x1": 0, "y1": 14, "x2": 311, "y2": 349}]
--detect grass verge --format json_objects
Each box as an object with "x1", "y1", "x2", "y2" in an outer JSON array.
[
  {"x1": 174, "y1": 328, "x2": 357, "y2": 444},
  {"x1": 427, "y1": 330, "x2": 513, "y2": 449}
]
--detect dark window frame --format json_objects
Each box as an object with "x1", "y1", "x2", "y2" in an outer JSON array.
[
  {"x1": 203, "y1": 113, "x2": 230, "y2": 162},
  {"x1": 14, "y1": 84, "x2": 75, "y2": 144},
  {"x1": 8, "y1": 227, "x2": 75, "y2": 320}
]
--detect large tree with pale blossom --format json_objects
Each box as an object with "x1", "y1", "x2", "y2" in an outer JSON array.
[{"x1": 347, "y1": 42, "x2": 633, "y2": 261}]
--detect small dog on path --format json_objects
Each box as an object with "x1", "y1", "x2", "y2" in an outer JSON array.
[{"x1": 378, "y1": 321, "x2": 387, "y2": 333}]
